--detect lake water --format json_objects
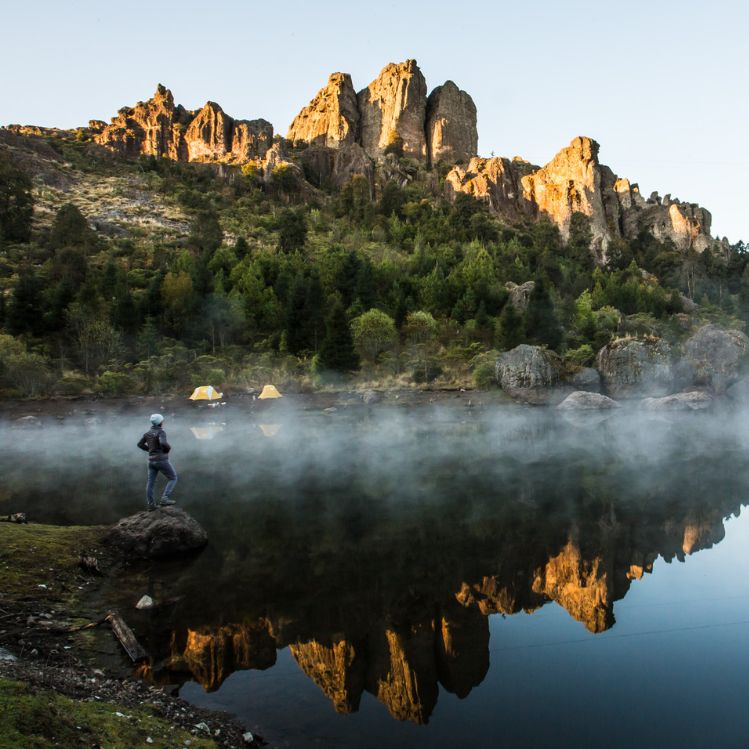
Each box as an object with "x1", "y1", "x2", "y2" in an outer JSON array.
[{"x1": 3, "y1": 400, "x2": 749, "y2": 748}]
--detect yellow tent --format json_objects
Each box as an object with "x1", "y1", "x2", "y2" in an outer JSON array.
[
  {"x1": 258, "y1": 384, "x2": 282, "y2": 400},
  {"x1": 189, "y1": 385, "x2": 223, "y2": 401}
]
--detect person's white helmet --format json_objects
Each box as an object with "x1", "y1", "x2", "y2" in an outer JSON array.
[{"x1": 150, "y1": 413, "x2": 164, "y2": 426}]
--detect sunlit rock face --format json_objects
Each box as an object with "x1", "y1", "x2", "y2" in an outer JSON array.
[
  {"x1": 93, "y1": 85, "x2": 273, "y2": 164},
  {"x1": 185, "y1": 102, "x2": 233, "y2": 162},
  {"x1": 425, "y1": 80, "x2": 478, "y2": 167},
  {"x1": 446, "y1": 135, "x2": 716, "y2": 260},
  {"x1": 93, "y1": 84, "x2": 191, "y2": 160},
  {"x1": 445, "y1": 156, "x2": 537, "y2": 217},
  {"x1": 230, "y1": 118, "x2": 274, "y2": 162},
  {"x1": 366, "y1": 619, "x2": 439, "y2": 724},
  {"x1": 289, "y1": 638, "x2": 365, "y2": 713},
  {"x1": 357, "y1": 59, "x2": 428, "y2": 162},
  {"x1": 287, "y1": 72, "x2": 360, "y2": 149}
]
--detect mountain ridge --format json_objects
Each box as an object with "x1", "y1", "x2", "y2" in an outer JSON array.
[{"x1": 3, "y1": 59, "x2": 721, "y2": 257}]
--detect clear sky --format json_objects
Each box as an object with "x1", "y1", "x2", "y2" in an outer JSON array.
[{"x1": 1, "y1": 0, "x2": 747, "y2": 241}]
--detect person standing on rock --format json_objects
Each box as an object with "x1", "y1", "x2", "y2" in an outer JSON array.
[{"x1": 137, "y1": 414, "x2": 177, "y2": 511}]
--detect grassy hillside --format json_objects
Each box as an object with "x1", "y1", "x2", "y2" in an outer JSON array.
[{"x1": 0, "y1": 130, "x2": 747, "y2": 397}]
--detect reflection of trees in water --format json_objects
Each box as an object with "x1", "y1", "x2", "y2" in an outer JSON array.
[
  {"x1": 4, "y1": 410, "x2": 749, "y2": 723},
  {"x1": 138, "y1": 454, "x2": 744, "y2": 724}
]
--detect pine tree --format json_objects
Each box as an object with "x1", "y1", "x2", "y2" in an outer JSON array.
[
  {"x1": 234, "y1": 236, "x2": 249, "y2": 260},
  {"x1": 495, "y1": 300, "x2": 524, "y2": 351},
  {"x1": 304, "y1": 269, "x2": 325, "y2": 351},
  {"x1": 285, "y1": 272, "x2": 309, "y2": 355},
  {"x1": 8, "y1": 270, "x2": 46, "y2": 336},
  {"x1": 318, "y1": 299, "x2": 359, "y2": 372},
  {"x1": 525, "y1": 278, "x2": 563, "y2": 350}
]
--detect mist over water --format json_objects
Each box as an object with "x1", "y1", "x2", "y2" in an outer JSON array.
[{"x1": 3, "y1": 401, "x2": 749, "y2": 747}]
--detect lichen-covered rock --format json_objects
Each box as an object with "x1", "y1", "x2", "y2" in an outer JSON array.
[
  {"x1": 557, "y1": 391, "x2": 620, "y2": 410},
  {"x1": 505, "y1": 281, "x2": 535, "y2": 312},
  {"x1": 596, "y1": 338, "x2": 673, "y2": 398},
  {"x1": 425, "y1": 80, "x2": 477, "y2": 167},
  {"x1": 496, "y1": 345, "x2": 562, "y2": 403},
  {"x1": 104, "y1": 507, "x2": 207, "y2": 558},
  {"x1": 641, "y1": 391, "x2": 713, "y2": 411},
  {"x1": 681, "y1": 324, "x2": 749, "y2": 393},
  {"x1": 357, "y1": 59, "x2": 427, "y2": 161},
  {"x1": 287, "y1": 72, "x2": 360, "y2": 149}
]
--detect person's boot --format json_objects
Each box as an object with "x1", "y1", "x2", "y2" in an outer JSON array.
[
  {"x1": 159, "y1": 498, "x2": 176, "y2": 507},
  {"x1": 146, "y1": 501, "x2": 157, "y2": 512}
]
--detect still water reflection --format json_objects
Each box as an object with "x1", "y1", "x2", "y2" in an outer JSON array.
[{"x1": 2, "y1": 402, "x2": 749, "y2": 747}]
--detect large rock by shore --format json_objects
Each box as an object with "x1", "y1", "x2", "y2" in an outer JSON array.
[
  {"x1": 495, "y1": 345, "x2": 562, "y2": 404},
  {"x1": 557, "y1": 391, "x2": 620, "y2": 410},
  {"x1": 680, "y1": 324, "x2": 749, "y2": 394},
  {"x1": 104, "y1": 507, "x2": 207, "y2": 559},
  {"x1": 641, "y1": 391, "x2": 713, "y2": 411},
  {"x1": 596, "y1": 337, "x2": 673, "y2": 398}
]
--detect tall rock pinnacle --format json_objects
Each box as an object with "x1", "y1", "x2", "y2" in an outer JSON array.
[
  {"x1": 426, "y1": 80, "x2": 478, "y2": 166},
  {"x1": 357, "y1": 59, "x2": 428, "y2": 161},
  {"x1": 287, "y1": 72, "x2": 360, "y2": 149}
]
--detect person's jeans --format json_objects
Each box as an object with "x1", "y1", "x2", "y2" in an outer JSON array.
[{"x1": 146, "y1": 459, "x2": 178, "y2": 506}]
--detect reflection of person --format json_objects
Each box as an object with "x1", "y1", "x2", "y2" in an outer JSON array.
[{"x1": 137, "y1": 414, "x2": 178, "y2": 511}]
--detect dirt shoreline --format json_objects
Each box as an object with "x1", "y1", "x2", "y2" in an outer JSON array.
[{"x1": 0, "y1": 519, "x2": 262, "y2": 748}]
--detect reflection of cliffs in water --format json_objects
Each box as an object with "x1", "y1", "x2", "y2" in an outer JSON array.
[{"x1": 150, "y1": 493, "x2": 736, "y2": 723}]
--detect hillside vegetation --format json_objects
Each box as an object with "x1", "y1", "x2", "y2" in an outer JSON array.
[{"x1": 0, "y1": 130, "x2": 746, "y2": 398}]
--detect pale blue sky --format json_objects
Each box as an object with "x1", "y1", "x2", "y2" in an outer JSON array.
[{"x1": 1, "y1": 0, "x2": 747, "y2": 241}]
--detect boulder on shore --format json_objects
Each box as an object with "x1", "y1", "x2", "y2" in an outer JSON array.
[
  {"x1": 680, "y1": 324, "x2": 749, "y2": 394},
  {"x1": 596, "y1": 337, "x2": 672, "y2": 398},
  {"x1": 557, "y1": 391, "x2": 620, "y2": 410},
  {"x1": 641, "y1": 391, "x2": 713, "y2": 411},
  {"x1": 105, "y1": 507, "x2": 207, "y2": 559},
  {"x1": 495, "y1": 345, "x2": 562, "y2": 404}
]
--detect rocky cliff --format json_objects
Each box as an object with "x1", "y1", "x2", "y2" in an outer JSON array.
[
  {"x1": 286, "y1": 60, "x2": 478, "y2": 169},
  {"x1": 425, "y1": 80, "x2": 477, "y2": 167},
  {"x1": 357, "y1": 59, "x2": 428, "y2": 161},
  {"x1": 287, "y1": 72, "x2": 360, "y2": 149},
  {"x1": 9, "y1": 63, "x2": 720, "y2": 255},
  {"x1": 91, "y1": 84, "x2": 273, "y2": 165},
  {"x1": 446, "y1": 136, "x2": 715, "y2": 260}
]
